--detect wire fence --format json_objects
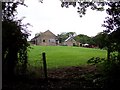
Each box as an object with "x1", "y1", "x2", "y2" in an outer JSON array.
[
  {"x1": 26, "y1": 53, "x2": 42, "y2": 78},
  {"x1": 27, "y1": 52, "x2": 47, "y2": 79}
]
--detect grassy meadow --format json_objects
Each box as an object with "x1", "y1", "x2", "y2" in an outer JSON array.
[{"x1": 28, "y1": 46, "x2": 107, "y2": 69}]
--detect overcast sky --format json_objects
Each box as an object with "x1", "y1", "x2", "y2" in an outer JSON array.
[{"x1": 16, "y1": 0, "x2": 107, "y2": 40}]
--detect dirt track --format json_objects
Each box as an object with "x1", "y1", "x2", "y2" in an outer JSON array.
[{"x1": 3, "y1": 65, "x2": 102, "y2": 89}]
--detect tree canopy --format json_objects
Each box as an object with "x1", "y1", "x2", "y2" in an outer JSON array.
[
  {"x1": 74, "y1": 34, "x2": 93, "y2": 44},
  {"x1": 57, "y1": 32, "x2": 76, "y2": 43}
]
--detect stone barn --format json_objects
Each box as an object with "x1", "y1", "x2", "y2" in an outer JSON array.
[
  {"x1": 30, "y1": 30, "x2": 59, "y2": 46},
  {"x1": 63, "y1": 36, "x2": 77, "y2": 46}
]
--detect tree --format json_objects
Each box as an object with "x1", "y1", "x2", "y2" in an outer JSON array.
[
  {"x1": 57, "y1": 32, "x2": 76, "y2": 43},
  {"x1": 2, "y1": 1, "x2": 30, "y2": 77},
  {"x1": 57, "y1": 32, "x2": 67, "y2": 43},
  {"x1": 66, "y1": 32, "x2": 76, "y2": 37},
  {"x1": 74, "y1": 34, "x2": 93, "y2": 44},
  {"x1": 93, "y1": 32, "x2": 108, "y2": 48},
  {"x1": 102, "y1": 2, "x2": 120, "y2": 60},
  {"x1": 99, "y1": 3, "x2": 120, "y2": 89},
  {"x1": 93, "y1": 32, "x2": 113, "y2": 60}
]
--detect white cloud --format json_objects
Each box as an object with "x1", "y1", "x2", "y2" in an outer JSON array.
[{"x1": 16, "y1": 0, "x2": 107, "y2": 40}]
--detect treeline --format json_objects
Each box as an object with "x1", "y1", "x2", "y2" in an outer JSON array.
[{"x1": 57, "y1": 31, "x2": 107, "y2": 48}]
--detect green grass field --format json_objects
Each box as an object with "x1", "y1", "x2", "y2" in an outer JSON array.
[{"x1": 28, "y1": 46, "x2": 107, "y2": 69}]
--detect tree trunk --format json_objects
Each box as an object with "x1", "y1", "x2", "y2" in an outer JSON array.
[{"x1": 6, "y1": 47, "x2": 17, "y2": 78}]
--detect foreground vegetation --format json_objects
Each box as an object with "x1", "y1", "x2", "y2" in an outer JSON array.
[{"x1": 28, "y1": 46, "x2": 107, "y2": 69}]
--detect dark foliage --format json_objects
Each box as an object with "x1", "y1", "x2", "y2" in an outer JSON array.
[
  {"x1": 2, "y1": 1, "x2": 30, "y2": 77},
  {"x1": 87, "y1": 57, "x2": 105, "y2": 65},
  {"x1": 87, "y1": 54, "x2": 120, "y2": 89},
  {"x1": 3, "y1": 65, "x2": 103, "y2": 89},
  {"x1": 100, "y1": 54, "x2": 120, "y2": 89},
  {"x1": 74, "y1": 34, "x2": 94, "y2": 44},
  {"x1": 102, "y1": 2, "x2": 120, "y2": 60},
  {"x1": 60, "y1": 1, "x2": 105, "y2": 17}
]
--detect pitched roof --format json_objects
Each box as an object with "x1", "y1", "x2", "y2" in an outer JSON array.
[
  {"x1": 65, "y1": 36, "x2": 75, "y2": 42},
  {"x1": 30, "y1": 30, "x2": 56, "y2": 41},
  {"x1": 44, "y1": 30, "x2": 56, "y2": 36},
  {"x1": 30, "y1": 35, "x2": 40, "y2": 41}
]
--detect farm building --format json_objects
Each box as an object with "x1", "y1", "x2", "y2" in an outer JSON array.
[
  {"x1": 30, "y1": 30, "x2": 78, "y2": 46},
  {"x1": 63, "y1": 36, "x2": 77, "y2": 46},
  {"x1": 30, "y1": 30, "x2": 59, "y2": 46}
]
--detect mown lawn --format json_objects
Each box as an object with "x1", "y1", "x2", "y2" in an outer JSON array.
[{"x1": 28, "y1": 46, "x2": 107, "y2": 69}]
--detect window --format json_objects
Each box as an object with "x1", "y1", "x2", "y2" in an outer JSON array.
[
  {"x1": 49, "y1": 39, "x2": 55, "y2": 43},
  {"x1": 43, "y1": 39, "x2": 45, "y2": 42}
]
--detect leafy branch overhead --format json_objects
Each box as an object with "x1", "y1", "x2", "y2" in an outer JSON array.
[{"x1": 60, "y1": 1, "x2": 105, "y2": 17}]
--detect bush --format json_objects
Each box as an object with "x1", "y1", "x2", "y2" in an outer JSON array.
[
  {"x1": 101, "y1": 56, "x2": 120, "y2": 89},
  {"x1": 87, "y1": 55, "x2": 120, "y2": 89},
  {"x1": 87, "y1": 57, "x2": 105, "y2": 65}
]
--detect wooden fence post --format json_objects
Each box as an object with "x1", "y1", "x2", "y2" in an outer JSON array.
[{"x1": 42, "y1": 52, "x2": 48, "y2": 80}]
